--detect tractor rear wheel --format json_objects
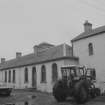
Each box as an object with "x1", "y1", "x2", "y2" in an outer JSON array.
[
  {"x1": 75, "y1": 86, "x2": 88, "y2": 104},
  {"x1": 53, "y1": 81, "x2": 67, "y2": 102}
]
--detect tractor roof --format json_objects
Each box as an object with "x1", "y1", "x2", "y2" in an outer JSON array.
[{"x1": 61, "y1": 65, "x2": 84, "y2": 69}]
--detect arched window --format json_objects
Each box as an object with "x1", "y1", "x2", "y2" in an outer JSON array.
[
  {"x1": 24, "y1": 68, "x2": 28, "y2": 83},
  {"x1": 32, "y1": 67, "x2": 36, "y2": 87},
  {"x1": 13, "y1": 70, "x2": 16, "y2": 83},
  {"x1": 41, "y1": 65, "x2": 46, "y2": 83},
  {"x1": 88, "y1": 43, "x2": 93, "y2": 55},
  {"x1": 8, "y1": 70, "x2": 11, "y2": 83},
  {"x1": 5, "y1": 71, "x2": 7, "y2": 82},
  {"x1": 52, "y1": 63, "x2": 58, "y2": 82}
]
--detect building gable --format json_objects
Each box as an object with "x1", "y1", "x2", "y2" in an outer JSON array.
[{"x1": 71, "y1": 21, "x2": 105, "y2": 42}]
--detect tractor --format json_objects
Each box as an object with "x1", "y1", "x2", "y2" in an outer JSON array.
[{"x1": 53, "y1": 65, "x2": 100, "y2": 104}]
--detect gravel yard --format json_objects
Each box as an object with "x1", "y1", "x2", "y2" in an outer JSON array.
[{"x1": 0, "y1": 90, "x2": 105, "y2": 105}]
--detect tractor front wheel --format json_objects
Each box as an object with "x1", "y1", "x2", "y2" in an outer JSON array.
[
  {"x1": 75, "y1": 86, "x2": 88, "y2": 104},
  {"x1": 95, "y1": 88, "x2": 101, "y2": 96}
]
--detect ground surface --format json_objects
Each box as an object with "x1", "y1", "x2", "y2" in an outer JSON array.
[{"x1": 0, "y1": 90, "x2": 105, "y2": 105}]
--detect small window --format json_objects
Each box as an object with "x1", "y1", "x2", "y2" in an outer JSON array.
[
  {"x1": 8, "y1": 70, "x2": 11, "y2": 83},
  {"x1": 5, "y1": 71, "x2": 7, "y2": 82},
  {"x1": 52, "y1": 63, "x2": 58, "y2": 82},
  {"x1": 13, "y1": 70, "x2": 16, "y2": 83},
  {"x1": 24, "y1": 68, "x2": 28, "y2": 83},
  {"x1": 41, "y1": 65, "x2": 46, "y2": 83},
  {"x1": 88, "y1": 43, "x2": 93, "y2": 56}
]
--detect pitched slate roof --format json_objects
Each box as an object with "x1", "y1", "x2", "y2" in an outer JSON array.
[
  {"x1": 0, "y1": 43, "x2": 78, "y2": 70},
  {"x1": 71, "y1": 25, "x2": 105, "y2": 42}
]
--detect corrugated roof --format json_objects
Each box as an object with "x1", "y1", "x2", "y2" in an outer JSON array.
[
  {"x1": 0, "y1": 43, "x2": 77, "y2": 70},
  {"x1": 71, "y1": 25, "x2": 105, "y2": 42}
]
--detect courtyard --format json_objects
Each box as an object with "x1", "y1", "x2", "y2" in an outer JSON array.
[{"x1": 0, "y1": 90, "x2": 105, "y2": 105}]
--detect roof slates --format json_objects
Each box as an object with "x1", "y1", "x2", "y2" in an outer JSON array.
[
  {"x1": 0, "y1": 44, "x2": 76, "y2": 70},
  {"x1": 71, "y1": 25, "x2": 105, "y2": 42}
]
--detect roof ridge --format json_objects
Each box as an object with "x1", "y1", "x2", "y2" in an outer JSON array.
[{"x1": 0, "y1": 53, "x2": 34, "y2": 64}]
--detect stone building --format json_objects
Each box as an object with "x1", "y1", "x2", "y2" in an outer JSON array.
[
  {"x1": 1, "y1": 21, "x2": 105, "y2": 92},
  {"x1": 0, "y1": 42, "x2": 78, "y2": 92},
  {"x1": 71, "y1": 21, "x2": 105, "y2": 92}
]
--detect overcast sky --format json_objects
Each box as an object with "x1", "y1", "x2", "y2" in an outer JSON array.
[{"x1": 0, "y1": 0, "x2": 105, "y2": 60}]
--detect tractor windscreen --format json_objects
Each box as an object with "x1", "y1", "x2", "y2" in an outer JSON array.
[
  {"x1": 76, "y1": 67, "x2": 84, "y2": 77},
  {"x1": 61, "y1": 68, "x2": 70, "y2": 79}
]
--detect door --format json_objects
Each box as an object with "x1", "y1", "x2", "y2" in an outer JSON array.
[{"x1": 32, "y1": 67, "x2": 36, "y2": 88}]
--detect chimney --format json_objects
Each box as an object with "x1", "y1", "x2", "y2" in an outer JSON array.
[
  {"x1": 33, "y1": 45, "x2": 38, "y2": 55},
  {"x1": 16, "y1": 52, "x2": 22, "y2": 58},
  {"x1": 1, "y1": 58, "x2": 5, "y2": 63},
  {"x1": 84, "y1": 20, "x2": 92, "y2": 32}
]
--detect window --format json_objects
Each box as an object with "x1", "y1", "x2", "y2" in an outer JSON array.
[
  {"x1": 8, "y1": 70, "x2": 11, "y2": 82},
  {"x1": 5, "y1": 71, "x2": 7, "y2": 82},
  {"x1": 88, "y1": 43, "x2": 93, "y2": 55},
  {"x1": 13, "y1": 70, "x2": 16, "y2": 83},
  {"x1": 24, "y1": 68, "x2": 28, "y2": 83},
  {"x1": 32, "y1": 67, "x2": 36, "y2": 87},
  {"x1": 41, "y1": 65, "x2": 46, "y2": 83},
  {"x1": 52, "y1": 63, "x2": 58, "y2": 82}
]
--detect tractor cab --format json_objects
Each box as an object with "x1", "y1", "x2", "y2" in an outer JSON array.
[
  {"x1": 61, "y1": 65, "x2": 85, "y2": 81},
  {"x1": 85, "y1": 68, "x2": 96, "y2": 80}
]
